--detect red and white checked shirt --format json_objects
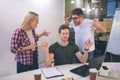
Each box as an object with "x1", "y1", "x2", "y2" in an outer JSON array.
[{"x1": 11, "y1": 28, "x2": 39, "y2": 65}]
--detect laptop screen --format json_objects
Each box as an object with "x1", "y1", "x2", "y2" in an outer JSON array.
[
  {"x1": 70, "y1": 55, "x2": 105, "y2": 77},
  {"x1": 89, "y1": 55, "x2": 105, "y2": 70}
]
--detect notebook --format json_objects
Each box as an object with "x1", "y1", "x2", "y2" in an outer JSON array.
[
  {"x1": 70, "y1": 55, "x2": 105, "y2": 77},
  {"x1": 41, "y1": 67, "x2": 64, "y2": 79}
]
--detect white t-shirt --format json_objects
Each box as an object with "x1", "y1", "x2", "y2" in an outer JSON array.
[
  {"x1": 26, "y1": 30, "x2": 35, "y2": 44},
  {"x1": 69, "y1": 19, "x2": 96, "y2": 52}
]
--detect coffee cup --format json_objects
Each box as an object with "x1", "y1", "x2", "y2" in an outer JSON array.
[
  {"x1": 89, "y1": 68, "x2": 98, "y2": 80},
  {"x1": 34, "y1": 74, "x2": 41, "y2": 80}
]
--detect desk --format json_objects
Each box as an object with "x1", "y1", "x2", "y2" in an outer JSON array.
[{"x1": 0, "y1": 62, "x2": 120, "y2": 80}]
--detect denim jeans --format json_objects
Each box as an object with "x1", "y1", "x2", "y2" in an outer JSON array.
[{"x1": 17, "y1": 53, "x2": 38, "y2": 73}]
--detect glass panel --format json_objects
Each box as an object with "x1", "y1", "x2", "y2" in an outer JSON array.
[
  {"x1": 118, "y1": 2, "x2": 120, "y2": 8},
  {"x1": 107, "y1": 1, "x2": 116, "y2": 18}
]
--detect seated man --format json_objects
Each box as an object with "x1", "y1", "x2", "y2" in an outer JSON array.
[{"x1": 41, "y1": 24, "x2": 93, "y2": 67}]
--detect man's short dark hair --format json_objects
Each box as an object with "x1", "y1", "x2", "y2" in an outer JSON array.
[
  {"x1": 59, "y1": 24, "x2": 70, "y2": 33},
  {"x1": 72, "y1": 8, "x2": 83, "y2": 16}
]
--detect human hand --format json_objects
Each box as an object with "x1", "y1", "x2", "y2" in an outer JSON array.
[
  {"x1": 92, "y1": 19, "x2": 101, "y2": 28},
  {"x1": 29, "y1": 43, "x2": 37, "y2": 51},
  {"x1": 84, "y1": 39, "x2": 93, "y2": 50},
  {"x1": 42, "y1": 30, "x2": 50, "y2": 36},
  {"x1": 64, "y1": 15, "x2": 70, "y2": 26}
]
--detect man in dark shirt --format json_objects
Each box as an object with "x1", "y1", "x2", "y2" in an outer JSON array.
[{"x1": 41, "y1": 24, "x2": 93, "y2": 67}]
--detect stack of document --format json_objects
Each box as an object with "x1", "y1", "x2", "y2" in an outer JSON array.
[{"x1": 41, "y1": 67, "x2": 64, "y2": 79}]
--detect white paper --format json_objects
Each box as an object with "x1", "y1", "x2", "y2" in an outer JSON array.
[{"x1": 41, "y1": 67, "x2": 64, "y2": 79}]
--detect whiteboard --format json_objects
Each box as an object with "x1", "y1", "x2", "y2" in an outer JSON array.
[{"x1": 106, "y1": 8, "x2": 120, "y2": 55}]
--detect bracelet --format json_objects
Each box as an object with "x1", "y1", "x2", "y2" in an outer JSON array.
[{"x1": 84, "y1": 48, "x2": 89, "y2": 51}]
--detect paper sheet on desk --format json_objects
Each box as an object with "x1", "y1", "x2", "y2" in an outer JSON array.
[{"x1": 41, "y1": 67, "x2": 64, "y2": 79}]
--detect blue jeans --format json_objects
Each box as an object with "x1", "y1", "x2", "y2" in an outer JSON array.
[
  {"x1": 17, "y1": 53, "x2": 38, "y2": 73},
  {"x1": 73, "y1": 51, "x2": 94, "y2": 63}
]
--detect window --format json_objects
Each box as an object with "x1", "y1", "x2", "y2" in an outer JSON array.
[{"x1": 107, "y1": 1, "x2": 116, "y2": 18}]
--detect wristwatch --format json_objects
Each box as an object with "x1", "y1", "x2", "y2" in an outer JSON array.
[{"x1": 84, "y1": 48, "x2": 89, "y2": 51}]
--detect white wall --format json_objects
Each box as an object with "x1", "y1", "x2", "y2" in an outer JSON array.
[{"x1": 0, "y1": 0, "x2": 65, "y2": 77}]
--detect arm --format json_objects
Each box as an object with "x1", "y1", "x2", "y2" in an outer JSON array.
[
  {"x1": 37, "y1": 30, "x2": 50, "y2": 38},
  {"x1": 92, "y1": 19, "x2": 107, "y2": 33},
  {"x1": 75, "y1": 50, "x2": 88, "y2": 64},
  {"x1": 64, "y1": 15, "x2": 70, "y2": 26},
  {"x1": 75, "y1": 51, "x2": 88, "y2": 64},
  {"x1": 22, "y1": 43, "x2": 37, "y2": 51},
  {"x1": 11, "y1": 31, "x2": 22, "y2": 54},
  {"x1": 41, "y1": 42, "x2": 54, "y2": 67},
  {"x1": 75, "y1": 39, "x2": 93, "y2": 64}
]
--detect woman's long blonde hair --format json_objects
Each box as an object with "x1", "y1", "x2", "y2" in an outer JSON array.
[{"x1": 20, "y1": 11, "x2": 38, "y2": 30}]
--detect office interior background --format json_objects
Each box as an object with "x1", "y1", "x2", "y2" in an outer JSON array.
[
  {"x1": 0, "y1": 0, "x2": 120, "y2": 78},
  {"x1": 65, "y1": 0, "x2": 120, "y2": 62}
]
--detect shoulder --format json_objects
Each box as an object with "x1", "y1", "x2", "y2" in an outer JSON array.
[
  {"x1": 50, "y1": 42, "x2": 59, "y2": 48},
  {"x1": 69, "y1": 42, "x2": 80, "y2": 52},
  {"x1": 84, "y1": 19, "x2": 95, "y2": 29},
  {"x1": 49, "y1": 42, "x2": 59, "y2": 53},
  {"x1": 13, "y1": 28, "x2": 25, "y2": 35},
  {"x1": 69, "y1": 41, "x2": 78, "y2": 47},
  {"x1": 15, "y1": 28, "x2": 25, "y2": 33},
  {"x1": 84, "y1": 19, "x2": 93, "y2": 23}
]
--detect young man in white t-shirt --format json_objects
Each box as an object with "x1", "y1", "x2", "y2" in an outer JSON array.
[{"x1": 68, "y1": 8, "x2": 106, "y2": 62}]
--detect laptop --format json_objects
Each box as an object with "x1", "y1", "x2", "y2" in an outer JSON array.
[{"x1": 70, "y1": 55, "x2": 105, "y2": 77}]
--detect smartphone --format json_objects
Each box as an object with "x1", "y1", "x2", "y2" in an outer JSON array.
[{"x1": 102, "y1": 66, "x2": 109, "y2": 70}]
